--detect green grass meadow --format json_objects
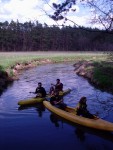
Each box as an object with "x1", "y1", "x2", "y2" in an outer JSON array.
[{"x1": 0, "y1": 51, "x2": 108, "y2": 69}]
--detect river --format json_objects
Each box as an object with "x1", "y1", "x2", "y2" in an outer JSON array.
[{"x1": 0, "y1": 62, "x2": 113, "y2": 150}]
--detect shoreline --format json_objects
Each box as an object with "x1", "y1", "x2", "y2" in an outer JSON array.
[
  {"x1": 73, "y1": 60, "x2": 113, "y2": 94},
  {"x1": 0, "y1": 59, "x2": 113, "y2": 95},
  {"x1": 0, "y1": 59, "x2": 64, "y2": 94}
]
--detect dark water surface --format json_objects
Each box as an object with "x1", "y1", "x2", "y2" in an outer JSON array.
[{"x1": 0, "y1": 62, "x2": 113, "y2": 150}]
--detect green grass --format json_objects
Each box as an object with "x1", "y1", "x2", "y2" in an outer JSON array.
[
  {"x1": 0, "y1": 51, "x2": 108, "y2": 69},
  {"x1": 93, "y1": 62, "x2": 113, "y2": 91},
  {"x1": 0, "y1": 51, "x2": 113, "y2": 93}
]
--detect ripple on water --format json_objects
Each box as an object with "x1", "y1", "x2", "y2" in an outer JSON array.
[
  {"x1": 0, "y1": 63, "x2": 113, "y2": 150},
  {"x1": 0, "y1": 63, "x2": 113, "y2": 120}
]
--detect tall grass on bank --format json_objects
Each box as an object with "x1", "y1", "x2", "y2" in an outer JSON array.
[
  {"x1": 93, "y1": 61, "x2": 113, "y2": 91},
  {"x1": 0, "y1": 51, "x2": 107, "y2": 70}
]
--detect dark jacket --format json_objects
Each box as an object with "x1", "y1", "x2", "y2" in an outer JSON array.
[
  {"x1": 55, "y1": 83, "x2": 63, "y2": 91},
  {"x1": 35, "y1": 87, "x2": 46, "y2": 97},
  {"x1": 50, "y1": 95, "x2": 62, "y2": 105}
]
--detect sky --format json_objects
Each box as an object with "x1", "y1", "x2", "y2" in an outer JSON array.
[{"x1": 0, "y1": 0, "x2": 97, "y2": 28}]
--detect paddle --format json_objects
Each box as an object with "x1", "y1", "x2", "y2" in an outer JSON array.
[
  {"x1": 29, "y1": 92, "x2": 36, "y2": 94},
  {"x1": 29, "y1": 91, "x2": 49, "y2": 96}
]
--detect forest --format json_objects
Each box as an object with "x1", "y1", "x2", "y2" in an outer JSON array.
[{"x1": 0, "y1": 20, "x2": 113, "y2": 52}]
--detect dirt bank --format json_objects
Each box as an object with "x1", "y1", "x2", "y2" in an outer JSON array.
[
  {"x1": 73, "y1": 60, "x2": 95, "y2": 82},
  {"x1": 0, "y1": 59, "x2": 112, "y2": 95},
  {"x1": 0, "y1": 59, "x2": 53, "y2": 95},
  {"x1": 73, "y1": 60, "x2": 113, "y2": 94}
]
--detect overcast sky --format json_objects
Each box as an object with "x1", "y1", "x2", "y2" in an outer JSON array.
[{"x1": 0, "y1": 0, "x2": 97, "y2": 28}]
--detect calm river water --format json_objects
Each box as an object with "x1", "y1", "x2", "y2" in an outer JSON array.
[{"x1": 0, "y1": 62, "x2": 113, "y2": 150}]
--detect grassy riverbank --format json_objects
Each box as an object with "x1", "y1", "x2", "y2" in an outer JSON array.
[
  {"x1": 93, "y1": 61, "x2": 113, "y2": 92},
  {"x1": 0, "y1": 51, "x2": 107, "y2": 69},
  {"x1": 0, "y1": 51, "x2": 113, "y2": 93}
]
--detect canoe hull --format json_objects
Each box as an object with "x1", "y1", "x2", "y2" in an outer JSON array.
[
  {"x1": 18, "y1": 97, "x2": 45, "y2": 106},
  {"x1": 43, "y1": 101, "x2": 113, "y2": 132},
  {"x1": 18, "y1": 89, "x2": 71, "y2": 106}
]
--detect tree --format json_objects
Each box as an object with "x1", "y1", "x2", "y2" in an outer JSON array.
[
  {"x1": 84, "y1": 0, "x2": 113, "y2": 31},
  {"x1": 49, "y1": 0, "x2": 113, "y2": 32}
]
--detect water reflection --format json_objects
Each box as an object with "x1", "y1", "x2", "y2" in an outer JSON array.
[
  {"x1": 0, "y1": 63, "x2": 113, "y2": 150},
  {"x1": 75, "y1": 127, "x2": 86, "y2": 142},
  {"x1": 50, "y1": 113, "x2": 60, "y2": 128},
  {"x1": 48, "y1": 112, "x2": 113, "y2": 143},
  {"x1": 17, "y1": 102, "x2": 113, "y2": 145},
  {"x1": 18, "y1": 103, "x2": 45, "y2": 117},
  {"x1": 74, "y1": 125, "x2": 113, "y2": 143}
]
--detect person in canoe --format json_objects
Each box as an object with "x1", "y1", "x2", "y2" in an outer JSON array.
[
  {"x1": 51, "y1": 79, "x2": 63, "y2": 93},
  {"x1": 35, "y1": 82, "x2": 46, "y2": 98},
  {"x1": 49, "y1": 83, "x2": 55, "y2": 96},
  {"x1": 50, "y1": 90, "x2": 66, "y2": 110},
  {"x1": 76, "y1": 96, "x2": 99, "y2": 119}
]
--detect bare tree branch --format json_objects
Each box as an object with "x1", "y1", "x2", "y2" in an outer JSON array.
[{"x1": 46, "y1": 0, "x2": 113, "y2": 31}]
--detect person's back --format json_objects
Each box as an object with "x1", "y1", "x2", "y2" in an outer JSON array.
[
  {"x1": 49, "y1": 84, "x2": 55, "y2": 96},
  {"x1": 50, "y1": 90, "x2": 67, "y2": 110},
  {"x1": 35, "y1": 82, "x2": 46, "y2": 97},
  {"x1": 76, "y1": 97, "x2": 99, "y2": 119},
  {"x1": 50, "y1": 90, "x2": 62, "y2": 105}
]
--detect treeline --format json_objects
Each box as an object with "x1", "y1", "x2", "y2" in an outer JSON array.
[{"x1": 0, "y1": 20, "x2": 113, "y2": 51}]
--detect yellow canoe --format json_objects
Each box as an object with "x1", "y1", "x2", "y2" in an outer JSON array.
[
  {"x1": 43, "y1": 101, "x2": 113, "y2": 132},
  {"x1": 18, "y1": 89, "x2": 71, "y2": 106}
]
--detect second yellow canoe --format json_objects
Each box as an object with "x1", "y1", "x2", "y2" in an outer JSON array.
[{"x1": 18, "y1": 89, "x2": 71, "y2": 106}]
